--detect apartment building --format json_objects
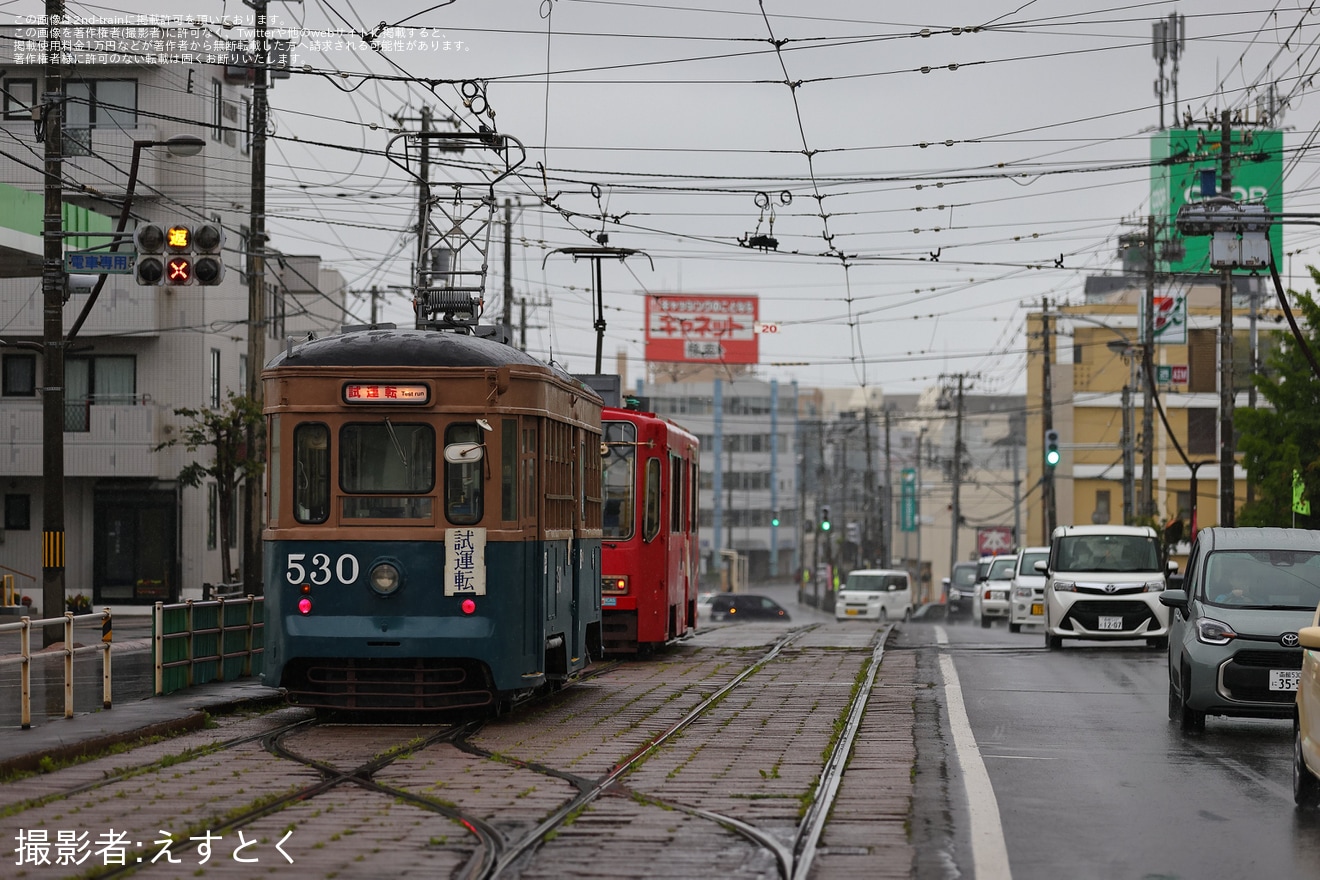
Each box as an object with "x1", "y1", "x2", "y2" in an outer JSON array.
[{"x1": 0, "y1": 32, "x2": 347, "y2": 610}]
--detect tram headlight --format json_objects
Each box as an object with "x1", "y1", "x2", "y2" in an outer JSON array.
[{"x1": 370, "y1": 562, "x2": 401, "y2": 596}]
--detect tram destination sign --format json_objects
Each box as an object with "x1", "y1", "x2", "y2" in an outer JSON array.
[{"x1": 343, "y1": 383, "x2": 430, "y2": 403}]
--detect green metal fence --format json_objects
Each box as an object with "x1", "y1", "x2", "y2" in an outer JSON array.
[{"x1": 153, "y1": 596, "x2": 264, "y2": 696}]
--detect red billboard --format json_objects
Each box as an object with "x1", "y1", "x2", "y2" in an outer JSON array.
[{"x1": 645, "y1": 293, "x2": 759, "y2": 364}]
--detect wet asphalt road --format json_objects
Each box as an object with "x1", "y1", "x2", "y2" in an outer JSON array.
[{"x1": 923, "y1": 615, "x2": 1320, "y2": 880}]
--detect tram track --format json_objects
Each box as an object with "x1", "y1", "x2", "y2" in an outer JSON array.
[{"x1": 3, "y1": 626, "x2": 902, "y2": 878}]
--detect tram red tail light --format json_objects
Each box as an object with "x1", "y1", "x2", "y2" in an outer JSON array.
[
  {"x1": 602, "y1": 576, "x2": 628, "y2": 594},
  {"x1": 461, "y1": 599, "x2": 477, "y2": 615},
  {"x1": 297, "y1": 597, "x2": 312, "y2": 615}
]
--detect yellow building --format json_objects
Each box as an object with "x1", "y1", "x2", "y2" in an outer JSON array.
[{"x1": 1025, "y1": 278, "x2": 1281, "y2": 547}]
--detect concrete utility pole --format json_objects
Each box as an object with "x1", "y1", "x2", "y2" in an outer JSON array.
[
  {"x1": 1218, "y1": 110, "x2": 1236, "y2": 527},
  {"x1": 503, "y1": 198, "x2": 514, "y2": 334},
  {"x1": 1142, "y1": 214, "x2": 1156, "y2": 517},
  {"x1": 883, "y1": 407, "x2": 893, "y2": 568},
  {"x1": 944, "y1": 373, "x2": 972, "y2": 577},
  {"x1": 41, "y1": 0, "x2": 66, "y2": 640},
  {"x1": 1041, "y1": 299, "x2": 1057, "y2": 541},
  {"x1": 242, "y1": 0, "x2": 270, "y2": 592},
  {"x1": 863, "y1": 407, "x2": 875, "y2": 568}
]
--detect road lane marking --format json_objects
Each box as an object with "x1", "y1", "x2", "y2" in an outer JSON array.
[{"x1": 937, "y1": 626, "x2": 1013, "y2": 879}]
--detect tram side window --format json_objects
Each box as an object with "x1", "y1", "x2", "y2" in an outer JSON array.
[
  {"x1": 445, "y1": 423, "x2": 484, "y2": 525},
  {"x1": 669, "y1": 452, "x2": 682, "y2": 532},
  {"x1": 293, "y1": 422, "x2": 329, "y2": 523},
  {"x1": 642, "y1": 457, "x2": 662, "y2": 542},
  {"x1": 602, "y1": 421, "x2": 635, "y2": 539},
  {"x1": 340, "y1": 421, "x2": 435, "y2": 519},
  {"x1": 501, "y1": 418, "x2": 518, "y2": 521},
  {"x1": 268, "y1": 414, "x2": 281, "y2": 523}
]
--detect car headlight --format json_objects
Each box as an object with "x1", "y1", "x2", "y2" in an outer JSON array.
[
  {"x1": 1143, "y1": 580, "x2": 1164, "y2": 592},
  {"x1": 1195, "y1": 616, "x2": 1237, "y2": 646},
  {"x1": 991, "y1": 590, "x2": 1008, "y2": 601},
  {"x1": 1053, "y1": 581, "x2": 1078, "y2": 592},
  {"x1": 370, "y1": 562, "x2": 401, "y2": 595},
  {"x1": 1013, "y1": 587, "x2": 1032, "y2": 599}
]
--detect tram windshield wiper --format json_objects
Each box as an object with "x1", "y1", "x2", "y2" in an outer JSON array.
[{"x1": 383, "y1": 417, "x2": 407, "y2": 467}]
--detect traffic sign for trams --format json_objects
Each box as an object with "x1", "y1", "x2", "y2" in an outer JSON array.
[{"x1": 64, "y1": 250, "x2": 135, "y2": 274}]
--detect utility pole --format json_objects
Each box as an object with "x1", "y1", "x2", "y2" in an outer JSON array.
[
  {"x1": 943, "y1": 373, "x2": 974, "y2": 578},
  {"x1": 863, "y1": 407, "x2": 875, "y2": 568},
  {"x1": 1121, "y1": 383, "x2": 1135, "y2": 521},
  {"x1": 41, "y1": 0, "x2": 66, "y2": 640},
  {"x1": 242, "y1": 0, "x2": 270, "y2": 593},
  {"x1": 416, "y1": 105, "x2": 432, "y2": 299},
  {"x1": 369, "y1": 286, "x2": 381, "y2": 325},
  {"x1": 1142, "y1": 215, "x2": 1156, "y2": 517},
  {"x1": 1041, "y1": 298, "x2": 1057, "y2": 540},
  {"x1": 502, "y1": 198, "x2": 513, "y2": 335},
  {"x1": 1218, "y1": 109, "x2": 1236, "y2": 527},
  {"x1": 883, "y1": 407, "x2": 893, "y2": 569}
]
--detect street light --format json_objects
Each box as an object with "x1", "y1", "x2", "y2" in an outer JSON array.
[{"x1": 43, "y1": 134, "x2": 205, "y2": 640}]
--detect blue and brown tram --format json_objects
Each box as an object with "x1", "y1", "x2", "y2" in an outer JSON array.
[
  {"x1": 260, "y1": 326, "x2": 603, "y2": 712},
  {"x1": 599, "y1": 403, "x2": 700, "y2": 654}
]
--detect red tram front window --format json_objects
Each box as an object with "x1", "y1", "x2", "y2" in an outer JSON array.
[
  {"x1": 602, "y1": 421, "x2": 636, "y2": 539},
  {"x1": 293, "y1": 422, "x2": 330, "y2": 523},
  {"x1": 339, "y1": 421, "x2": 435, "y2": 519}
]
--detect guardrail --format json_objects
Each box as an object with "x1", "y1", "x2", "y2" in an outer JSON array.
[
  {"x1": 153, "y1": 596, "x2": 264, "y2": 696},
  {"x1": 0, "y1": 611, "x2": 113, "y2": 729}
]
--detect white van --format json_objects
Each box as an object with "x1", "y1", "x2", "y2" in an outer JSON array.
[
  {"x1": 836, "y1": 569, "x2": 913, "y2": 622},
  {"x1": 1042, "y1": 524, "x2": 1174, "y2": 650}
]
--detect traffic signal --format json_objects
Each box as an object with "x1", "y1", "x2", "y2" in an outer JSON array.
[
  {"x1": 133, "y1": 223, "x2": 165, "y2": 285},
  {"x1": 193, "y1": 223, "x2": 226, "y2": 285},
  {"x1": 1045, "y1": 429, "x2": 1060, "y2": 467},
  {"x1": 771, "y1": 510, "x2": 780, "y2": 528},
  {"x1": 133, "y1": 222, "x2": 226, "y2": 286},
  {"x1": 820, "y1": 505, "x2": 831, "y2": 532}
]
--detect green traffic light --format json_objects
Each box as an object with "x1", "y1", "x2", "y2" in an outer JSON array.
[
  {"x1": 1045, "y1": 449, "x2": 1060, "y2": 466},
  {"x1": 821, "y1": 521, "x2": 831, "y2": 531}
]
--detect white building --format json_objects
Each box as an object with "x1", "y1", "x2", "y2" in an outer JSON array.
[{"x1": 0, "y1": 33, "x2": 347, "y2": 611}]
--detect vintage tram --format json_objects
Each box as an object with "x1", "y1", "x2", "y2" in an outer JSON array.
[
  {"x1": 599, "y1": 404, "x2": 700, "y2": 654},
  {"x1": 260, "y1": 326, "x2": 603, "y2": 712}
]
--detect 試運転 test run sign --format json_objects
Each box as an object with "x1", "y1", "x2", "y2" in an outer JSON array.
[{"x1": 645, "y1": 293, "x2": 759, "y2": 364}]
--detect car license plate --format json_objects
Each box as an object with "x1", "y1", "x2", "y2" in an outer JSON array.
[
  {"x1": 1031, "y1": 603, "x2": 1043, "y2": 616},
  {"x1": 1098, "y1": 615, "x2": 1123, "y2": 630},
  {"x1": 602, "y1": 597, "x2": 616, "y2": 607},
  {"x1": 846, "y1": 608, "x2": 859, "y2": 615},
  {"x1": 1270, "y1": 670, "x2": 1300, "y2": 691}
]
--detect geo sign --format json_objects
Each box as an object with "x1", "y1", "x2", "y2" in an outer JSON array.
[
  {"x1": 644, "y1": 293, "x2": 759, "y2": 364},
  {"x1": 1151, "y1": 129, "x2": 1282, "y2": 275}
]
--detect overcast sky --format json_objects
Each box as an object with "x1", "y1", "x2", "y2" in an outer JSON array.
[{"x1": 13, "y1": 0, "x2": 1318, "y2": 393}]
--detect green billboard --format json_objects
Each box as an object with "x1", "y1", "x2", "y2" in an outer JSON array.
[{"x1": 1151, "y1": 128, "x2": 1282, "y2": 274}]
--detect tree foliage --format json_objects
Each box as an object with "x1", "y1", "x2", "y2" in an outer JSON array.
[
  {"x1": 156, "y1": 392, "x2": 265, "y2": 582},
  {"x1": 1235, "y1": 270, "x2": 1320, "y2": 528}
]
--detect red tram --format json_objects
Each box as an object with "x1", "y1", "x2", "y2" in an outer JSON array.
[{"x1": 599, "y1": 405, "x2": 700, "y2": 654}]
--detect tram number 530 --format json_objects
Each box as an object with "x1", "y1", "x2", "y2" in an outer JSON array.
[{"x1": 285, "y1": 552, "x2": 361, "y2": 586}]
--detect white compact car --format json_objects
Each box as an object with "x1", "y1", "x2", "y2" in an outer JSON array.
[
  {"x1": 835, "y1": 569, "x2": 913, "y2": 622},
  {"x1": 1042, "y1": 524, "x2": 1174, "y2": 650},
  {"x1": 975, "y1": 554, "x2": 1017, "y2": 628},
  {"x1": 1009, "y1": 546, "x2": 1050, "y2": 633}
]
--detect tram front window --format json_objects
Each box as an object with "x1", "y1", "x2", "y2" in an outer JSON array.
[
  {"x1": 294, "y1": 422, "x2": 330, "y2": 523},
  {"x1": 340, "y1": 421, "x2": 435, "y2": 519},
  {"x1": 602, "y1": 421, "x2": 636, "y2": 540}
]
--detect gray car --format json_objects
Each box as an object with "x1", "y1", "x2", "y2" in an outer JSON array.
[{"x1": 1159, "y1": 527, "x2": 1320, "y2": 733}]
